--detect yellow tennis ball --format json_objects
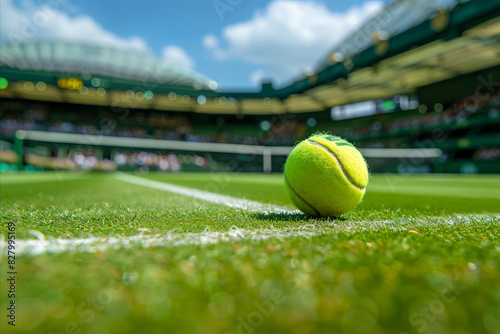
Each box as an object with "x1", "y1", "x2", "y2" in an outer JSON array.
[{"x1": 284, "y1": 134, "x2": 369, "y2": 216}]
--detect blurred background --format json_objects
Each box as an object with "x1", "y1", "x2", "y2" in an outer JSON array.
[{"x1": 1, "y1": 0, "x2": 499, "y2": 175}]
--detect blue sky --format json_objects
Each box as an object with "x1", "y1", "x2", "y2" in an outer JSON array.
[{"x1": 1, "y1": 0, "x2": 385, "y2": 89}]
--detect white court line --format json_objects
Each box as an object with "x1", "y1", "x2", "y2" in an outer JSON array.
[
  {"x1": 4, "y1": 227, "x2": 320, "y2": 256},
  {"x1": 3, "y1": 214, "x2": 498, "y2": 256},
  {"x1": 114, "y1": 172, "x2": 293, "y2": 213}
]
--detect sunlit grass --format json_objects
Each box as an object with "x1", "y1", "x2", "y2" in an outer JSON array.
[{"x1": 0, "y1": 172, "x2": 499, "y2": 334}]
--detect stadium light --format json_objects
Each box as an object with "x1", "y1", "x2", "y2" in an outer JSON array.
[
  {"x1": 301, "y1": 67, "x2": 315, "y2": 77},
  {"x1": 197, "y1": 95, "x2": 207, "y2": 105},
  {"x1": 0, "y1": 77, "x2": 8, "y2": 89},
  {"x1": 36, "y1": 82, "x2": 47, "y2": 91},
  {"x1": 97, "y1": 88, "x2": 106, "y2": 96},
  {"x1": 24, "y1": 82, "x2": 34, "y2": 91},
  {"x1": 371, "y1": 31, "x2": 389, "y2": 42},
  {"x1": 430, "y1": 8, "x2": 450, "y2": 32},
  {"x1": 328, "y1": 52, "x2": 345, "y2": 64}
]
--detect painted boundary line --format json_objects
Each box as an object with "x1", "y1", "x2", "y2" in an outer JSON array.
[
  {"x1": 114, "y1": 172, "x2": 294, "y2": 214},
  {"x1": 3, "y1": 214, "x2": 498, "y2": 256},
  {"x1": 3, "y1": 227, "x2": 320, "y2": 256}
]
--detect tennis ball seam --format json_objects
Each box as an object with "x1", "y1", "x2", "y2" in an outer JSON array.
[
  {"x1": 306, "y1": 140, "x2": 366, "y2": 191},
  {"x1": 314, "y1": 135, "x2": 355, "y2": 148},
  {"x1": 284, "y1": 172, "x2": 321, "y2": 216},
  {"x1": 312, "y1": 134, "x2": 361, "y2": 152}
]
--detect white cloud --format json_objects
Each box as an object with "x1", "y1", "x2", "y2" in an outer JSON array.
[
  {"x1": 249, "y1": 69, "x2": 267, "y2": 85},
  {"x1": 0, "y1": 0, "x2": 198, "y2": 71},
  {"x1": 203, "y1": 34, "x2": 219, "y2": 49},
  {"x1": 0, "y1": 0, "x2": 149, "y2": 51},
  {"x1": 204, "y1": 1, "x2": 383, "y2": 84},
  {"x1": 202, "y1": 33, "x2": 228, "y2": 60},
  {"x1": 161, "y1": 45, "x2": 195, "y2": 69}
]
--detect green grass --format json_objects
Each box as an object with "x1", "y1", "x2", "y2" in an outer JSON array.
[{"x1": 1, "y1": 172, "x2": 500, "y2": 334}]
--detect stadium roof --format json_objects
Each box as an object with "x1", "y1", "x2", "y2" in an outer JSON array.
[
  {"x1": 0, "y1": 41, "x2": 218, "y2": 89},
  {"x1": 316, "y1": 0, "x2": 459, "y2": 70},
  {"x1": 1, "y1": 0, "x2": 500, "y2": 115}
]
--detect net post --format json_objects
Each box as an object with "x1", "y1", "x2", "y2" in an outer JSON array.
[
  {"x1": 263, "y1": 148, "x2": 272, "y2": 173},
  {"x1": 14, "y1": 130, "x2": 25, "y2": 171}
]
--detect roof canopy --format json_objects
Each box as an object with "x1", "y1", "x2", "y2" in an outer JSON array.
[{"x1": 0, "y1": 41, "x2": 217, "y2": 89}]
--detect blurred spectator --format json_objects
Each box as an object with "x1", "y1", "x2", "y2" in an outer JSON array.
[
  {"x1": 473, "y1": 147, "x2": 500, "y2": 160},
  {"x1": 2, "y1": 88, "x2": 499, "y2": 147}
]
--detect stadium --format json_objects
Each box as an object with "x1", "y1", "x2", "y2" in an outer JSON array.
[{"x1": 1, "y1": 0, "x2": 500, "y2": 333}]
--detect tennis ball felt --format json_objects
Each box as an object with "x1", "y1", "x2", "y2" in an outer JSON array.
[{"x1": 284, "y1": 134, "x2": 369, "y2": 216}]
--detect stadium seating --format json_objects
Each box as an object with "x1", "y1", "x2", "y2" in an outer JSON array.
[{"x1": 1, "y1": 88, "x2": 499, "y2": 173}]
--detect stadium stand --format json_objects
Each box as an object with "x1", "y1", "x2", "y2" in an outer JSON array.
[{"x1": 1, "y1": 85, "x2": 499, "y2": 173}]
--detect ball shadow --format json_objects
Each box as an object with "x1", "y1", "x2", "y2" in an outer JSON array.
[{"x1": 252, "y1": 211, "x2": 348, "y2": 223}]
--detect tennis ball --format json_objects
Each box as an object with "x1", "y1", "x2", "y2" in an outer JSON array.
[{"x1": 284, "y1": 134, "x2": 368, "y2": 216}]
